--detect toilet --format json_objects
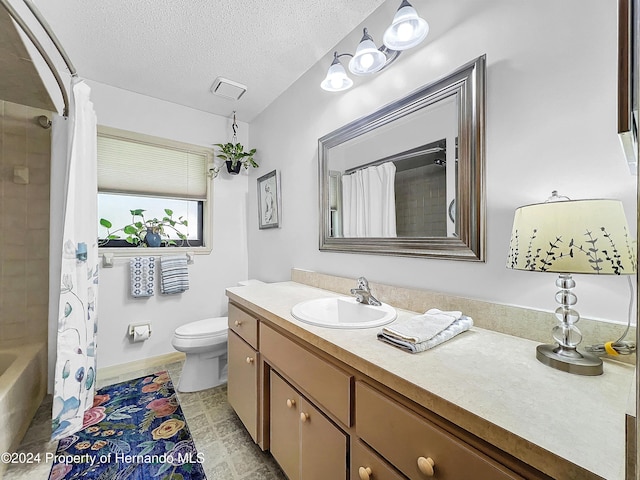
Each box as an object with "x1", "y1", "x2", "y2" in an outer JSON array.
[
  {"x1": 171, "y1": 280, "x2": 263, "y2": 392},
  {"x1": 172, "y1": 317, "x2": 228, "y2": 392}
]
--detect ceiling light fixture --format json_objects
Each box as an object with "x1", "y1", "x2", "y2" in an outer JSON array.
[
  {"x1": 320, "y1": 52, "x2": 354, "y2": 92},
  {"x1": 349, "y1": 28, "x2": 387, "y2": 76},
  {"x1": 383, "y1": 0, "x2": 430, "y2": 51},
  {"x1": 320, "y1": 0, "x2": 428, "y2": 92}
]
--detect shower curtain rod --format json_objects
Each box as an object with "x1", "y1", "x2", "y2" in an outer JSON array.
[
  {"x1": 0, "y1": 0, "x2": 77, "y2": 116},
  {"x1": 344, "y1": 144, "x2": 446, "y2": 175}
]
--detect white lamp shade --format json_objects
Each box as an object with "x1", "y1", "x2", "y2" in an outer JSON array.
[
  {"x1": 349, "y1": 37, "x2": 386, "y2": 75},
  {"x1": 320, "y1": 61, "x2": 353, "y2": 92},
  {"x1": 383, "y1": 2, "x2": 429, "y2": 51},
  {"x1": 506, "y1": 199, "x2": 636, "y2": 275}
]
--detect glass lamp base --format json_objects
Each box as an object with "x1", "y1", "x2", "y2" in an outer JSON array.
[{"x1": 536, "y1": 344, "x2": 603, "y2": 376}]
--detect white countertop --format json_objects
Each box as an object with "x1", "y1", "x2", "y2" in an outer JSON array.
[{"x1": 227, "y1": 281, "x2": 635, "y2": 480}]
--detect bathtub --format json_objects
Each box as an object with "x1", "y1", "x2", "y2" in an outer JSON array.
[{"x1": 0, "y1": 342, "x2": 47, "y2": 475}]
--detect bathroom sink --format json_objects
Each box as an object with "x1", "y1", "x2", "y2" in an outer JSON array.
[{"x1": 291, "y1": 297, "x2": 396, "y2": 329}]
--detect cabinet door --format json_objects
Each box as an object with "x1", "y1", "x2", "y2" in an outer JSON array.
[
  {"x1": 299, "y1": 398, "x2": 347, "y2": 480},
  {"x1": 270, "y1": 373, "x2": 300, "y2": 480},
  {"x1": 227, "y1": 330, "x2": 258, "y2": 442}
]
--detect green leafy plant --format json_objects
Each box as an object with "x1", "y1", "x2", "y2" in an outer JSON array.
[
  {"x1": 214, "y1": 142, "x2": 258, "y2": 170},
  {"x1": 99, "y1": 209, "x2": 189, "y2": 247}
]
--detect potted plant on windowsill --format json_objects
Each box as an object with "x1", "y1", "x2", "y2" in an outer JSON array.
[
  {"x1": 213, "y1": 142, "x2": 258, "y2": 175},
  {"x1": 99, "y1": 209, "x2": 189, "y2": 247}
]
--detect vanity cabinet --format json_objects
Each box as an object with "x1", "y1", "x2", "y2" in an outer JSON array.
[
  {"x1": 270, "y1": 371, "x2": 348, "y2": 480},
  {"x1": 226, "y1": 298, "x2": 550, "y2": 480},
  {"x1": 227, "y1": 304, "x2": 260, "y2": 443}
]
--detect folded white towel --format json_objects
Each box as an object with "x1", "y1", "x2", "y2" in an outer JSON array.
[
  {"x1": 381, "y1": 308, "x2": 462, "y2": 343},
  {"x1": 160, "y1": 255, "x2": 189, "y2": 295},
  {"x1": 378, "y1": 314, "x2": 473, "y2": 353},
  {"x1": 130, "y1": 257, "x2": 155, "y2": 298}
]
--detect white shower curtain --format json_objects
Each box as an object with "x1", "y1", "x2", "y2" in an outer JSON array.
[
  {"x1": 342, "y1": 162, "x2": 397, "y2": 237},
  {"x1": 51, "y1": 79, "x2": 99, "y2": 440}
]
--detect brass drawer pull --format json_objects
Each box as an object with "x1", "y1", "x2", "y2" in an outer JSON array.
[
  {"x1": 417, "y1": 456, "x2": 435, "y2": 476},
  {"x1": 234, "y1": 320, "x2": 242, "y2": 326},
  {"x1": 246, "y1": 356, "x2": 254, "y2": 364},
  {"x1": 358, "y1": 466, "x2": 372, "y2": 480},
  {"x1": 300, "y1": 412, "x2": 309, "y2": 422},
  {"x1": 286, "y1": 398, "x2": 296, "y2": 408}
]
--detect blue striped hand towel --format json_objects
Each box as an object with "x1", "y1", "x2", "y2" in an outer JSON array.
[
  {"x1": 160, "y1": 255, "x2": 189, "y2": 295},
  {"x1": 130, "y1": 257, "x2": 155, "y2": 298}
]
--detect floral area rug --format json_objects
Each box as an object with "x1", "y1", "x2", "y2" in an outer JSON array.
[{"x1": 48, "y1": 371, "x2": 206, "y2": 480}]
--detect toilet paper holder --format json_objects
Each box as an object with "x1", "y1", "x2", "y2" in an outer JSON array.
[{"x1": 128, "y1": 323, "x2": 152, "y2": 339}]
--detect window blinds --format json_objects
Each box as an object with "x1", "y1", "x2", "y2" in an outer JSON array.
[{"x1": 97, "y1": 134, "x2": 208, "y2": 200}]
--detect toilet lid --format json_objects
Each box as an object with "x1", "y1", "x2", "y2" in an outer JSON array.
[{"x1": 174, "y1": 317, "x2": 228, "y2": 339}]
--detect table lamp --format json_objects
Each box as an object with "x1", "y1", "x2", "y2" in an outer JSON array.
[{"x1": 506, "y1": 192, "x2": 636, "y2": 375}]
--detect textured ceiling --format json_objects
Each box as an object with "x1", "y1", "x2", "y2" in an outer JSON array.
[{"x1": 31, "y1": 0, "x2": 387, "y2": 122}]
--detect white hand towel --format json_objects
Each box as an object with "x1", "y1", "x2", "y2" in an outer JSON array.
[
  {"x1": 378, "y1": 315, "x2": 473, "y2": 353},
  {"x1": 381, "y1": 308, "x2": 462, "y2": 343}
]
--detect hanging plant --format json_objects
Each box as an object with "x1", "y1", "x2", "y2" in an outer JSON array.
[
  {"x1": 213, "y1": 142, "x2": 258, "y2": 174},
  {"x1": 211, "y1": 111, "x2": 258, "y2": 177}
]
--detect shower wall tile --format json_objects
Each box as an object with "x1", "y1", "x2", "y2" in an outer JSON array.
[
  {"x1": 0, "y1": 100, "x2": 51, "y2": 348},
  {"x1": 395, "y1": 164, "x2": 447, "y2": 237}
]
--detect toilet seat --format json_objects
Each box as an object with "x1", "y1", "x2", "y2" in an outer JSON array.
[{"x1": 174, "y1": 317, "x2": 227, "y2": 341}]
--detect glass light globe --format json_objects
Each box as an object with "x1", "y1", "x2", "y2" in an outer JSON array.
[
  {"x1": 320, "y1": 59, "x2": 353, "y2": 92},
  {"x1": 348, "y1": 31, "x2": 386, "y2": 76},
  {"x1": 383, "y1": 1, "x2": 429, "y2": 51}
]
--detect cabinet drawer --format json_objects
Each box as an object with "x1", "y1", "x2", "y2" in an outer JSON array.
[
  {"x1": 352, "y1": 440, "x2": 406, "y2": 480},
  {"x1": 228, "y1": 303, "x2": 259, "y2": 349},
  {"x1": 261, "y1": 323, "x2": 352, "y2": 426},
  {"x1": 356, "y1": 382, "x2": 522, "y2": 480}
]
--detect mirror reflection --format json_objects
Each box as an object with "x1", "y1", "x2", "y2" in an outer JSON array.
[
  {"x1": 319, "y1": 55, "x2": 485, "y2": 261},
  {"x1": 328, "y1": 93, "x2": 457, "y2": 239}
]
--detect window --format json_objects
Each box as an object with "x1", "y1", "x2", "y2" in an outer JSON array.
[{"x1": 97, "y1": 127, "x2": 212, "y2": 250}]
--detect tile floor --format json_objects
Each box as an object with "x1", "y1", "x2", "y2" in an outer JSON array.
[{"x1": 4, "y1": 361, "x2": 286, "y2": 480}]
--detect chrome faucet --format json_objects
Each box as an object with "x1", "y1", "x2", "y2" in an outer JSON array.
[{"x1": 350, "y1": 277, "x2": 381, "y2": 306}]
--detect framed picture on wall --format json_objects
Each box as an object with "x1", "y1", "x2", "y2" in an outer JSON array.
[
  {"x1": 618, "y1": 0, "x2": 639, "y2": 174},
  {"x1": 257, "y1": 169, "x2": 280, "y2": 229}
]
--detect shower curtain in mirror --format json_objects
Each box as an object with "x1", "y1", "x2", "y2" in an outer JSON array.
[
  {"x1": 341, "y1": 162, "x2": 397, "y2": 237},
  {"x1": 51, "y1": 79, "x2": 99, "y2": 440}
]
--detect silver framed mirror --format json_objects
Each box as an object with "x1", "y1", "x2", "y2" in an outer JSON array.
[{"x1": 318, "y1": 55, "x2": 486, "y2": 261}]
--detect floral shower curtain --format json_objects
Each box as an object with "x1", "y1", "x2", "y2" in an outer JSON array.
[{"x1": 51, "y1": 79, "x2": 99, "y2": 440}]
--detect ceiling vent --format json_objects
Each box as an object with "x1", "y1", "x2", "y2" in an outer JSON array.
[{"x1": 210, "y1": 77, "x2": 247, "y2": 100}]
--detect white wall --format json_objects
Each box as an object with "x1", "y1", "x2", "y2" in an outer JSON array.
[
  {"x1": 80, "y1": 81, "x2": 250, "y2": 369},
  {"x1": 249, "y1": 0, "x2": 637, "y2": 325}
]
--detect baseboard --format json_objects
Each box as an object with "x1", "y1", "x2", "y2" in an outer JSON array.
[{"x1": 97, "y1": 352, "x2": 186, "y2": 380}]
